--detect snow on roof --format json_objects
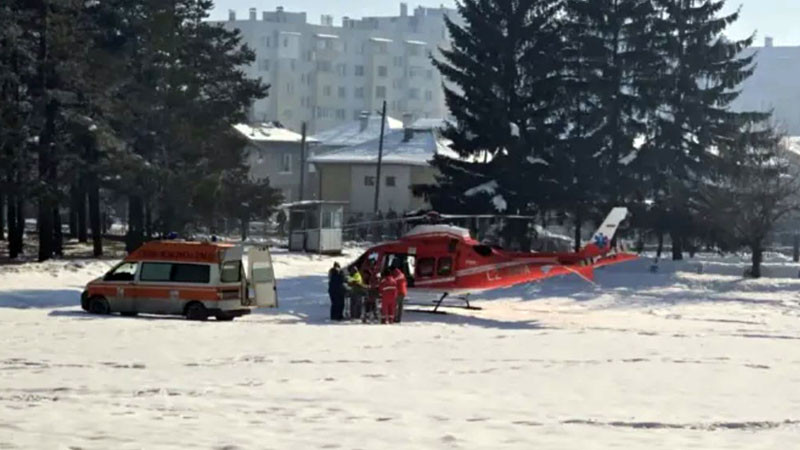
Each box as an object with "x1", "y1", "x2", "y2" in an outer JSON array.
[
  {"x1": 783, "y1": 136, "x2": 800, "y2": 157},
  {"x1": 234, "y1": 123, "x2": 317, "y2": 144},
  {"x1": 309, "y1": 128, "x2": 445, "y2": 167},
  {"x1": 405, "y1": 40, "x2": 427, "y2": 46},
  {"x1": 370, "y1": 37, "x2": 393, "y2": 43},
  {"x1": 311, "y1": 115, "x2": 403, "y2": 147},
  {"x1": 410, "y1": 118, "x2": 449, "y2": 131},
  {"x1": 315, "y1": 33, "x2": 339, "y2": 39},
  {"x1": 279, "y1": 31, "x2": 302, "y2": 36}
]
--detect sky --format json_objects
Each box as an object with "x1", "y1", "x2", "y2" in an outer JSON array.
[{"x1": 209, "y1": 0, "x2": 800, "y2": 46}]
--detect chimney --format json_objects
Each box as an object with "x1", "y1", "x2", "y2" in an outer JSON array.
[
  {"x1": 359, "y1": 111, "x2": 370, "y2": 132},
  {"x1": 402, "y1": 113, "x2": 414, "y2": 142},
  {"x1": 400, "y1": 3, "x2": 408, "y2": 17},
  {"x1": 228, "y1": 9, "x2": 236, "y2": 21},
  {"x1": 249, "y1": 8, "x2": 256, "y2": 20},
  {"x1": 765, "y1": 36, "x2": 774, "y2": 48}
]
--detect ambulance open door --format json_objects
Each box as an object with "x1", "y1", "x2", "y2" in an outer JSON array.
[{"x1": 246, "y1": 246, "x2": 278, "y2": 308}]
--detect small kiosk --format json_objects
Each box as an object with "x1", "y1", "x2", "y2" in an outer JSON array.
[{"x1": 283, "y1": 201, "x2": 347, "y2": 254}]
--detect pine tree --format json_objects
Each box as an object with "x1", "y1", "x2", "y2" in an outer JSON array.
[
  {"x1": 421, "y1": 0, "x2": 563, "y2": 224},
  {"x1": 556, "y1": 0, "x2": 660, "y2": 250},
  {"x1": 641, "y1": 0, "x2": 768, "y2": 260}
]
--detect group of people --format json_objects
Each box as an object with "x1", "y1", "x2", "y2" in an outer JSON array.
[{"x1": 328, "y1": 261, "x2": 407, "y2": 324}]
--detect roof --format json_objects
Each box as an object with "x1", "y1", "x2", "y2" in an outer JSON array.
[
  {"x1": 370, "y1": 37, "x2": 393, "y2": 43},
  {"x1": 234, "y1": 122, "x2": 317, "y2": 144},
  {"x1": 309, "y1": 128, "x2": 453, "y2": 167},
  {"x1": 310, "y1": 115, "x2": 403, "y2": 147}
]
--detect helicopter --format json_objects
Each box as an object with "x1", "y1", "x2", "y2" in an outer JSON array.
[{"x1": 347, "y1": 207, "x2": 636, "y2": 313}]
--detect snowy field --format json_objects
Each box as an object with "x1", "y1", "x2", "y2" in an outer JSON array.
[{"x1": 2, "y1": 249, "x2": 800, "y2": 449}]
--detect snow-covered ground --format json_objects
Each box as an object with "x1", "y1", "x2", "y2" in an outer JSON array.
[{"x1": 2, "y1": 250, "x2": 800, "y2": 449}]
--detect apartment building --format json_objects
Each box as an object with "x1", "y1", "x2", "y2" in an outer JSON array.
[
  {"x1": 734, "y1": 38, "x2": 800, "y2": 135},
  {"x1": 216, "y1": 3, "x2": 456, "y2": 134}
]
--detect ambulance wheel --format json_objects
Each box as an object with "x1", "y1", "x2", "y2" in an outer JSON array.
[
  {"x1": 88, "y1": 296, "x2": 111, "y2": 315},
  {"x1": 185, "y1": 302, "x2": 208, "y2": 321},
  {"x1": 215, "y1": 314, "x2": 235, "y2": 322}
]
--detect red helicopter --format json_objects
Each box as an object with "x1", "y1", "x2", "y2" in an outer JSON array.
[{"x1": 348, "y1": 207, "x2": 637, "y2": 313}]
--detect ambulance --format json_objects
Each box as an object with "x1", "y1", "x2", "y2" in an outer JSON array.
[{"x1": 81, "y1": 240, "x2": 277, "y2": 321}]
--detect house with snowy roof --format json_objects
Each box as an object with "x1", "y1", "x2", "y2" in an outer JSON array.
[
  {"x1": 310, "y1": 112, "x2": 404, "y2": 151},
  {"x1": 308, "y1": 116, "x2": 455, "y2": 214},
  {"x1": 235, "y1": 122, "x2": 319, "y2": 202}
]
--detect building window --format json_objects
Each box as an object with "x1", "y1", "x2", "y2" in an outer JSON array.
[
  {"x1": 262, "y1": 36, "x2": 271, "y2": 48},
  {"x1": 317, "y1": 60, "x2": 332, "y2": 72},
  {"x1": 376, "y1": 86, "x2": 386, "y2": 99},
  {"x1": 425, "y1": 90, "x2": 433, "y2": 101},
  {"x1": 408, "y1": 45, "x2": 421, "y2": 57},
  {"x1": 258, "y1": 59, "x2": 270, "y2": 71},
  {"x1": 386, "y1": 176, "x2": 396, "y2": 187},
  {"x1": 377, "y1": 66, "x2": 388, "y2": 77},
  {"x1": 393, "y1": 56, "x2": 403, "y2": 67},
  {"x1": 409, "y1": 66, "x2": 422, "y2": 78},
  {"x1": 283, "y1": 37, "x2": 289, "y2": 47},
  {"x1": 338, "y1": 86, "x2": 346, "y2": 98},
  {"x1": 364, "y1": 176, "x2": 376, "y2": 186},
  {"x1": 355, "y1": 65, "x2": 365, "y2": 76},
  {"x1": 281, "y1": 154, "x2": 292, "y2": 174},
  {"x1": 323, "y1": 85, "x2": 332, "y2": 96},
  {"x1": 290, "y1": 59, "x2": 296, "y2": 71},
  {"x1": 336, "y1": 109, "x2": 346, "y2": 119},
  {"x1": 355, "y1": 87, "x2": 365, "y2": 99},
  {"x1": 409, "y1": 88, "x2": 420, "y2": 99},
  {"x1": 336, "y1": 63, "x2": 346, "y2": 76}
]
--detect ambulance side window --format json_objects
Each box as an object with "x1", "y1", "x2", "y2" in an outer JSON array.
[
  {"x1": 172, "y1": 264, "x2": 211, "y2": 284},
  {"x1": 140, "y1": 263, "x2": 172, "y2": 282},
  {"x1": 221, "y1": 261, "x2": 242, "y2": 283}
]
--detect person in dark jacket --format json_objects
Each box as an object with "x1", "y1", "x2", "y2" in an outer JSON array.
[{"x1": 328, "y1": 262, "x2": 346, "y2": 321}]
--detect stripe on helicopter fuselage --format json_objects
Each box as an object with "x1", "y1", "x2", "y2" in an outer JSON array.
[{"x1": 455, "y1": 258, "x2": 559, "y2": 277}]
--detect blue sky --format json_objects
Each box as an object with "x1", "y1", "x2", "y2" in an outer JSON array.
[{"x1": 210, "y1": 0, "x2": 800, "y2": 46}]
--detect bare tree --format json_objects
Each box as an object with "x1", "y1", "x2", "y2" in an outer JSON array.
[{"x1": 697, "y1": 129, "x2": 800, "y2": 278}]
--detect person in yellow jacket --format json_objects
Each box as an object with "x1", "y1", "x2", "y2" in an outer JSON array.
[{"x1": 346, "y1": 266, "x2": 367, "y2": 320}]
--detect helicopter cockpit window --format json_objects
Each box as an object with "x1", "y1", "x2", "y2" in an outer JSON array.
[
  {"x1": 417, "y1": 257, "x2": 435, "y2": 277},
  {"x1": 437, "y1": 257, "x2": 453, "y2": 277}
]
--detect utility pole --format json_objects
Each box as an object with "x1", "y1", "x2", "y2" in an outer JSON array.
[
  {"x1": 373, "y1": 101, "x2": 387, "y2": 215},
  {"x1": 299, "y1": 122, "x2": 307, "y2": 202}
]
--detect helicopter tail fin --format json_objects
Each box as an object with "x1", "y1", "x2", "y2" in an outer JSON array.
[{"x1": 581, "y1": 207, "x2": 629, "y2": 258}]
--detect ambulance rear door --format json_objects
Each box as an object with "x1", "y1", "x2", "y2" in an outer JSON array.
[{"x1": 246, "y1": 246, "x2": 278, "y2": 308}]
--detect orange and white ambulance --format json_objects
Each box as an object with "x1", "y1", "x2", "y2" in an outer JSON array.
[{"x1": 81, "y1": 240, "x2": 277, "y2": 321}]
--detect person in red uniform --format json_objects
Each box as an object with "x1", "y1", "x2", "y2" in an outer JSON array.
[
  {"x1": 378, "y1": 269, "x2": 398, "y2": 324},
  {"x1": 391, "y1": 265, "x2": 407, "y2": 323}
]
